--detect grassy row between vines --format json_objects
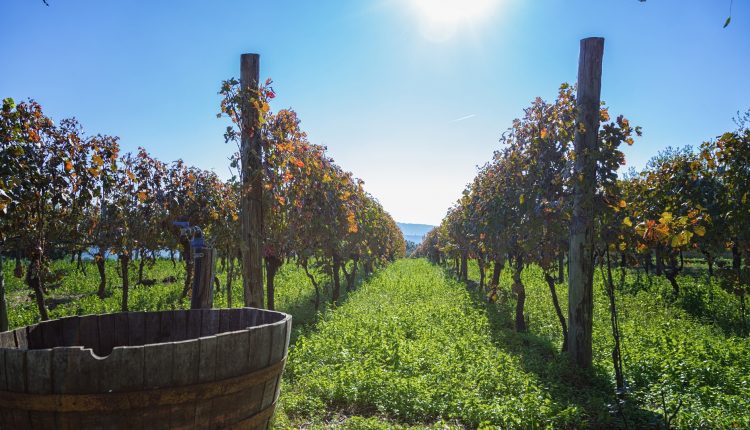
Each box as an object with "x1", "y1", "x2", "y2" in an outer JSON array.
[{"x1": 275, "y1": 258, "x2": 749, "y2": 429}]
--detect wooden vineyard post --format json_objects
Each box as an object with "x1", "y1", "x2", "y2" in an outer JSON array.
[
  {"x1": 240, "y1": 53, "x2": 265, "y2": 309},
  {"x1": 568, "y1": 37, "x2": 604, "y2": 369},
  {"x1": 0, "y1": 253, "x2": 7, "y2": 332},
  {"x1": 191, "y1": 239, "x2": 215, "y2": 310}
]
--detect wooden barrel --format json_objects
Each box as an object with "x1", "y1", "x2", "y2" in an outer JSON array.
[{"x1": 0, "y1": 307, "x2": 291, "y2": 429}]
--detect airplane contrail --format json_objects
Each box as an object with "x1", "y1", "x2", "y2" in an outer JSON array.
[{"x1": 448, "y1": 114, "x2": 476, "y2": 123}]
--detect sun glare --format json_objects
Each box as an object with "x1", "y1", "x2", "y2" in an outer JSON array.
[{"x1": 409, "y1": 0, "x2": 499, "y2": 41}]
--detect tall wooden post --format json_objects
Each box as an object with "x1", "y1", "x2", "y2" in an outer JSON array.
[
  {"x1": 240, "y1": 53, "x2": 264, "y2": 308},
  {"x1": 568, "y1": 37, "x2": 604, "y2": 369},
  {"x1": 0, "y1": 253, "x2": 8, "y2": 332},
  {"x1": 190, "y1": 234, "x2": 215, "y2": 309}
]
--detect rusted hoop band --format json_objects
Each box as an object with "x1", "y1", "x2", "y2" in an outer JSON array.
[{"x1": 0, "y1": 357, "x2": 286, "y2": 412}]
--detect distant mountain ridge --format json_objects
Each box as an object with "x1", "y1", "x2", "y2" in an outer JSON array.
[{"x1": 397, "y1": 222, "x2": 435, "y2": 244}]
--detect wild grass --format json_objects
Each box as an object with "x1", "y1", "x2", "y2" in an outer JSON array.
[{"x1": 277, "y1": 259, "x2": 749, "y2": 429}]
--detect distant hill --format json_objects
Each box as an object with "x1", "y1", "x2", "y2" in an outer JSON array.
[{"x1": 397, "y1": 223, "x2": 435, "y2": 244}]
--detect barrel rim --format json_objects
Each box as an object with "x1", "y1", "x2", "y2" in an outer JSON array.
[{"x1": 0, "y1": 307, "x2": 291, "y2": 356}]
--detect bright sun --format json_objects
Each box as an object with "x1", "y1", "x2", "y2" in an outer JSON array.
[{"x1": 409, "y1": 0, "x2": 500, "y2": 41}]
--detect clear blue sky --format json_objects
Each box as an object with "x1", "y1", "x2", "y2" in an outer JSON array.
[{"x1": 2, "y1": 0, "x2": 748, "y2": 225}]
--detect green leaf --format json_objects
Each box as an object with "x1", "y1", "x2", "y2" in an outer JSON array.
[{"x1": 723, "y1": 16, "x2": 731, "y2": 28}]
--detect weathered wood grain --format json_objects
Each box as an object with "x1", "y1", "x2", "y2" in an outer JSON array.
[
  {"x1": 169, "y1": 339, "x2": 199, "y2": 428},
  {"x1": 26, "y1": 349, "x2": 54, "y2": 429},
  {"x1": 195, "y1": 335, "x2": 217, "y2": 428},
  {"x1": 5, "y1": 348, "x2": 31, "y2": 428},
  {"x1": 128, "y1": 312, "x2": 146, "y2": 346},
  {"x1": 143, "y1": 342, "x2": 174, "y2": 429},
  {"x1": 200, "y1": 309, "x2": 220, "y2": 337},
  {"x1": 186, "y1": 309, "x2": 202, "y2": 340},
  {"x1": 60, "y1": 316, "x2": 80, "y2": 347},
  {"x1": 97, "y1": 313, "x2": 115, "y2": 356},
  {"x1": 0, "y1": 308, "x2": 290, "y2": 429},
  {"x1": 14, "y1": 327, "x2": 28, "y2": 349},
  {"x1": 78, "y1": 315, "x2": 99, "y2": 352}
]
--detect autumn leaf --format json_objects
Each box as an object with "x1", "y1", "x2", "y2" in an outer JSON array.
[
  {"x1": 671, "y1": 230, "x2": 693, "y2": 248},
  {"x1": 347, "y1": 211, "x2": 358, "y2": 233},
  {"x1": 600, "y1": 108, "x2": 610, "y2": 122},
  {"x1": 623, "y1": 216, "x2": 632, "y2": 227},
  {"x1": 137, "y1": 191, "x2": 148, "y2": 202},
  {"x1": 694, "y1": 225, "x2": 706, "y2": 237}
]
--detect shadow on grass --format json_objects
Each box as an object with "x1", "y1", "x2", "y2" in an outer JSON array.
[{"x1": 441, "y1": 265, "x2": 663, "y2": 430}]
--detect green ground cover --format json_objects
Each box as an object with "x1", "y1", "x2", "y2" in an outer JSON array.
[{"x1": 276, "y1": 259, "x2": 749, "y2": 429}]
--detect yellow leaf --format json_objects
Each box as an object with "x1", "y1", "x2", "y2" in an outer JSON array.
[
  {"x1": 671, "y1": 230, "x2": 693, "y2": 248},
  {"x1": 619, "y1": 242, "x2": 627, "y2": 251},
  {"x1": 659, "y1": 212, "x2": 673, "y2": 224},
  {"x1": 623, "y1": 217, "x2": 632, "y2": 227},
  {"x1": 92, "y1": 154, "x2": 104, "y2": 166},
  {"x1": 694, "y1": 225, "x2": 706, "y2": 237},
  {"x1": 347, "y1": 211, "x2": 358, "y2": 233},
  {"x1": 743, "y1": 193, "x2": 748, "y2": 204},
  {"x1": 519, "y1": 194, "x2": 525, "y2": 205},
  {"x1": 654, "y1": 223, "x2": 670, "y2": 240}
]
